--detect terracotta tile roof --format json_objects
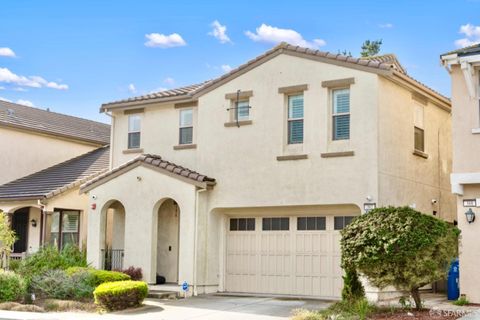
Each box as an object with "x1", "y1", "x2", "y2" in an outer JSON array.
[
  {"x1": 101, "y1": 82, "x2": 210, "y2": 109},
  {"x1": 0, "y1": 146, "x2": 110, "y2": 201},
  {"x1": 0, "y1": 100, "x2": 110, "y2": 145},
  {"x1": 360, "y1": 54, "x2": 407, "y2": 74},
  {"x1": 80, "y1": 153, "x2": 215, "y2": 192}
]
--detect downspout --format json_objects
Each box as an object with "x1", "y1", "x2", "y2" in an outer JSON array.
[
  {"x1": 193, "y1": 187, "x2": 207, "y2": 296},
  {"x1": 104, "y1": 110, "x2": 115, "y2": 170}
]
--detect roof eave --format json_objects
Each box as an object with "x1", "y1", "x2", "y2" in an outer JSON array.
[
  {"x1": 0, "y1": 195, "x2": 44, "y2": 202},
  {"x1": 100, "y1": 95, "x2": 195, "y2": 112}
]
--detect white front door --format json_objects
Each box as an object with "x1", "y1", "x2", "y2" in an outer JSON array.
[
  {"x1": 225, "y1": 215, "x2": 348, "y2": 298},
  {"x1": 157, "y1": 200, "x2": 180, "y2": 283}
]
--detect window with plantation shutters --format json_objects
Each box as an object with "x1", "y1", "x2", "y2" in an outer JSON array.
[
  {"x1": 46, "y1": 210, "x2": 80, "y2": 249},
  {"x1": 332, "y1": 89, "x2": 350, "y2": 140},
  {"x1": 288, "y1": 94, "x2": 304, "y2": 144},
  {"x1": 179, "y1": 109, "x2": 193, "y2": 145},
  {"x1": 235, "y1": 100, "x2": 250, "y2": 121}
]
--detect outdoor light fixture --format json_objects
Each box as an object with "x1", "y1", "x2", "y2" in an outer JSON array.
[
  {"x1": 30, "y1": 219, "x2": 37, "y2": 227},
  {"x1": 465, "y1": 208, "x2": 476, "y2": 224}
]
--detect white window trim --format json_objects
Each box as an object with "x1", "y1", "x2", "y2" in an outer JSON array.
[
  {"x1": 127, "y1": 115, "x2": 141, "y2": 149},
  {"x1": 287, "y1": 94, "x2": 304, "y2": 145},
  {"x1": 179, "y1": 108, "x2": 194, "y2": 145},
  {"x1": 332, "y1": 88, "x2": 350, "y2": 141}
]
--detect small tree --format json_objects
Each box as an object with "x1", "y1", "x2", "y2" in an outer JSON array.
[
  {"x1": 341, "y1": 206, "x2": 459, "y2": 310},
  {"x1": 0, "y1": 210, "x2": 16, "y2": 269},
  {"x1": 360, "y1": 39, "x2": 383, "y2": 57}
]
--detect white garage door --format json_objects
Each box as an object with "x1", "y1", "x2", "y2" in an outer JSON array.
[{"x1": 226, "y1": 215, "x2": 354, "y2": 298}]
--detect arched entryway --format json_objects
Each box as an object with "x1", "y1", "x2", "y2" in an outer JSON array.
[
  {"x1": 8, "y1": 206, "x2": 42, "y2": 257},
  {"x1": 101, "y1": 200, "x2": 126, "y2": 270},
  {"x1": 155, "y1": 198, "x2": 180, "y2": 284}
]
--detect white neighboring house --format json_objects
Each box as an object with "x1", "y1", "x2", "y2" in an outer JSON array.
[{"x1": 81, "y1": 43, "x2": 454, "y2": 299}]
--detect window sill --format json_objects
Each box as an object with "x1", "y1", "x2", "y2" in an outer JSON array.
[
  {"x1": 224, "y1": 120, "x2": 253, "y2": 127},
  {"x1": 173, "y1": 144, "x2": 197, "y2": 150},
  {"x1": 123, "y1": 148, "x2": 143, "y2": 154},
  {"x1": 472, "y1": 128, "x2": 480, "y2": 134},
  {"x1": 276, "y1": 154, "x2": 308, "y2": 161},
  {"x1": 413, "y1": 149, "x2": 428, "y2": 159},
  {"x1": 321, "y1": 151, "x2": 354, "y2": 158}
]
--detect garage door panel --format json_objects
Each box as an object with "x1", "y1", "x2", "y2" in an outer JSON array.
[{"x1": 226, "y1": 215, "x2": 347, "y2": 298}]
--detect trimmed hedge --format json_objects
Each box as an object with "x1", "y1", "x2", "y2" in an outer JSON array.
[
  {"x1": 94, "y1": 281, "x2": 148, "y2": 311},
  {"x1": 0, "y1": 271, "x2": 26, "y2": 302},
  {"x1": 65, "y1": 267, "x2": 130, "y2": 286}
]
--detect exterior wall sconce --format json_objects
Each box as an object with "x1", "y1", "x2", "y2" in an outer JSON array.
[
  {"x1": 30, "y1": 219, "x2": 37, "y2": 227},
  {"x1": 465, "y1": 208, "x2": 476, "y2": 224}
]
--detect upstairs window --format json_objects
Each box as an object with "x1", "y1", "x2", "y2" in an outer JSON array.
[
  {"x1": 235, "y1": 100, "x2": 250, "y2": 121},
  {"x1": 332, "y1": 89, "x2": 350, "y2": 140},
  {"x1": 414, "y1": 103, "x2": 425, "y2": 152},
  {"x1": 128, "y1": 115, "x2": 141, "y2": 149},
  {"x1": 179, "y1": 109, "x2": 193, "y2": 145},
  {"x1": 287, "y1": 94, "x2": 304, "y2": 144}
]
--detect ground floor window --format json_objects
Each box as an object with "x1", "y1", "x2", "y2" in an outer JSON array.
[{"x1": 45, "y1": 209, "x2": 80, "y2": 249}]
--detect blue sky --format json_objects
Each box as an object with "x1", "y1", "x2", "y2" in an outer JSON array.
[{"x1": 0, "y1": 0, "x2": 479, "y2": 123}]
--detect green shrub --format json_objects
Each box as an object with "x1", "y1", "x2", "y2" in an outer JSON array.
[
  {"x1": 341, "y1": 268, "x2": 365, "y2": 301},
  {"x1": 0, "y1": 271, "x2": 26, "y2": 302},
  {"x1": 66, "y1": 267, "x2": 130, "y2": 286},
  {"x1": 8, "y1": 259, "x2": 21, "y2": 273},
  {"x1": 30, "y1": 269, "x2": 95, "y2": 300},
  {"x1": 341, "y1": 206, "x2": 459, "y2": 310},
  {"x1": 18, "y1": 244, "x2": 87, "y2": 284},
  {"x1": 453, "y1": 296, "x2": 470, "y2": 306},
  {"x1": 94, "y1": 280, "x2": 148, "y2": 311}
]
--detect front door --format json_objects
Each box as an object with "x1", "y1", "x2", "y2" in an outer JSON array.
[
  {"x1": 12, "y1": 208, "x2": 29, "y2": 253},
  {"x1": 157, "y1": 200, "x2": 180, "y2": 283}
]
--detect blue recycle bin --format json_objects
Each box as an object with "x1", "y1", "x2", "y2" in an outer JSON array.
[{"x1": 447, "y1": 258, "x2": 459, "y2": 300}]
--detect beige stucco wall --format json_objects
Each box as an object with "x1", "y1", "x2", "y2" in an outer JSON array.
[
  {"x1": 0, "y1": 126, "x2": 99, "y2": 185},
  {"x1": 86, "y1": 165, "x2": 198, "y2": 284},
  {"x1": 450, "y1": 65, "x2": 480, "y2": 174},
  {"x1": 377, "y1": 77, "x2": 455, "y2": 221}
]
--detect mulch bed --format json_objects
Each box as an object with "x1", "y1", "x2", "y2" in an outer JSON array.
[{"x1": 371, "y1": 309, "x2": 464, "y2": 320}]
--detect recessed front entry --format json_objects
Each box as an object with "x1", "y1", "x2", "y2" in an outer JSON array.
[
  {"x1": 12, "y1": 208, "x2": 29, "y2": 253},
  {"x1": 156, "y1": 199, "x2": 180, "y2": 283}
]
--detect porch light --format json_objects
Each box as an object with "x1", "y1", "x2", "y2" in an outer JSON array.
[
  {"x1": 465, "y1": 208, "x2": 476, "y2": 224},
  {"x1": 30, "y1": 219, "x2": 37, "y2": 227}
]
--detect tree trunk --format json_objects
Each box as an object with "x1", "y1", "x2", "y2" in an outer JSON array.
[{"x1": 410, "y1": 287, "x2": 422, "y2": 310}]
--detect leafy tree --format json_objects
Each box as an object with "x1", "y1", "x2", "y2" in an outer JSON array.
[
  {"x1": 0, "y1": 210, "x2": 16, "y2": 270},
  {"x1": 341, "y1": 206, "x2": 459, "y2": 310},
  {"x1": 360, "y1": 39, "x2": 383, "y2": 57}
]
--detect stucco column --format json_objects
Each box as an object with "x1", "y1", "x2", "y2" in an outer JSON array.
[{"x1": 86, "y1": 204, "x2": 103, "y2": 269}]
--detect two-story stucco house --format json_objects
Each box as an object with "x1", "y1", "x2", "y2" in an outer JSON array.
[
  {"x1": 81, "y1": 43, "x2": 454, "y2": 299},
  {"x1": 0, "y1": 101, "x2": 110, "y2": 257},
  {"x1": 441, "y1": 44, "x2": 480, "y2": 304}
]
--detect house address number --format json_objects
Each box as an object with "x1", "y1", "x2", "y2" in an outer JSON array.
[{"x1": 463, "y1": 199, "x2": 477, "y2": 207}]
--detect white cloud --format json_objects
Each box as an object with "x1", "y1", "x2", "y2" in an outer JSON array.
[
  {"x1": 0, "y1": 96, "x2": 11, "y2": 102},
  {"x1": 0, "y1": 86, "x2": 4, "y2": 90},
  {"x1": 221, "y1": 64, "x2": 232, "y2": 73},
  {"x1": 245, "y1": 24, "x2": 326, "y2": 49},
  {"x1": 13, "y1": 87, "x2": 27, "y2": 92},
  {"x1": 16, "y1": 99, "x2": 34, "y2": 107},
  {"x1": 149, "y1": 87, "x2": 168, "y2": 94},
  {"x1": 145, "y1": 33, "x2": 186, "y2": 48},
  {"x1": 209, "y1": 20, "x2": 232, "y2": 44},
  {"x1": 0, "y1": 68, "x2": 68, "y2": 90},
  {"x1": 128, "y1": 83, "x2": 137, "y2": 93},
  {"x1": 379, "y1": 23, "x2": 394, "y2": 29},
  {"x1": 163, "y1": 77, "x2": 175, "y2": 85},
  {"x1": 0, "y1": 47, "x2": 15, "y2": 57},
  {"x1": 455, "y1": 24, "x2": 480, "y2": 48}
]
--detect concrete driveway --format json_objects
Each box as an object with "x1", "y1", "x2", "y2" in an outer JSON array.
[{"x1": 0, "y1": 295, "x2": 332, "y2": 320}]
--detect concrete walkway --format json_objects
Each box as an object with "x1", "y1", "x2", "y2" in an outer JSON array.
[{"x1": 0, "y1": 295, "x2": 332, "y2": 320}]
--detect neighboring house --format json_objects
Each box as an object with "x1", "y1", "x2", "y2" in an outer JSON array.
[
  {"x1": 81, "y1": 43, "x2": 454, "y2": 299},
  {"x1": 0, "y1": 101, "x2": 110, "y2": 185},
  {"x1": 0, "y1": 101, "x2": 110, "y2": 256},
  {"x1": 441, "y1": 44, "x2": 480, "y2": 304}
]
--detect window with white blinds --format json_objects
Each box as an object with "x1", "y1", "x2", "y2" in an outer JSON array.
[
  {"x1": 128, "y1": 115, "x2": 141, "y2": 149},
  {"x1": 414, "y1": 103, "x2": 425, "y2": 152},
  {"x1": 288, "y1": 94, "x2": 304, "y2": 144},
  {"x1": 47, "y1": 210, "x2": 80, "y2": 249},
  {"x1": 332, "y1": 89, "x2": 350, "y2": 140},
  {"x1": 235, "y1": 100, "x2": 250, "y2": 121},
  {"x1": 179, "y1": 109, "x2": 193, "y2": 145}
]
